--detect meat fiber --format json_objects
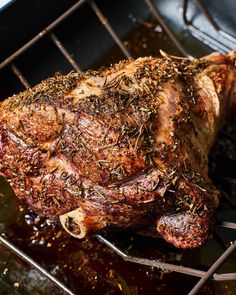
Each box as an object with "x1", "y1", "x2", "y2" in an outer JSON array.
[{"x1": 0, "y1": 51, "x2": 236, "y2": 249}]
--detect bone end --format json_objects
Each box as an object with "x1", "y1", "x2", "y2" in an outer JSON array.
[{"x1": 59, "y1": 208, "x2": 87, "y2": 239}]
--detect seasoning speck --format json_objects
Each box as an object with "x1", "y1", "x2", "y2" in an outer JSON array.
[
  {"x1": 18, "y1": 205, "x2": 24, "y2": 212},
  {"x1": 3, "y1": 267, "x2": 8, "y2": 275},
  {"x1": 14, "y1": 282, "x2": 20, "y2": 288}
]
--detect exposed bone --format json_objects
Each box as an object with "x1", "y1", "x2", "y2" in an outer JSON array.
[{"x1": 59, "y1": 208, "x2": 87, "y2": 239}]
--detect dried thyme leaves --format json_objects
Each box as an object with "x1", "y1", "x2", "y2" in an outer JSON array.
[
  {"x1": 2, "y1": 56, "x2": 211, "y2": 198},
  {"x1": 3, "y1": 71, "x2": 81, "y2": 110}
]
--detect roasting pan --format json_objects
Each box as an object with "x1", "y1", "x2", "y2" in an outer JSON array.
[{"x1": 0, "y1": 0, "x2": 236, "y2": 294}]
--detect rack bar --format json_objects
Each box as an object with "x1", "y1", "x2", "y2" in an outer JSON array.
[
  {"x1": 218, "y1": 221, "x2": 236, "y2": 230},
  {"x1": 194, "y1": 0, "x2": 236, "y2": 46},
  {"x1": 0, "y1": 235, "x2": 75, "y2": 295},
  {"x1": 96, "y1": 234, "x2": 205, "y2": 277},
  {"x1": 188, "y1": 241, "x2": 236, "y2": 294},
  {"x1": 183, "y1": 25, "x2": 231, "y2": 54},
  {"x1": 219, "y1": 30, "x2": 236, "y2": 46},
  {"x1": 10, "y1": 64, "x2": 31, "y2": 88},
  {"x1": 145, "y1": 0, "x2": 191, "y2": 58},
  {"x1": 0, "y1": 0, "x2": 87, "y2": 70},
  {"x1": 182, "y1": 0, "x2": 190, "y2": 25},
  {"x1": 182, "y1": 0, "x2": 236, "y2": 53},
  {"x1": 194, "y1": 0, "x2": 220, "y2": 31},
  {"x1": 213, "y1": 273, "x2": 236, "y2": 281},
  {"x1": 96, "y1": 235, "x2": 236, "y2": 281},
  {"x1": 89, "y1": 0, "x2": 132, "y2": 59},
  {"x1": 50, "y1": 33, "x2": 82, "y2": 73}
]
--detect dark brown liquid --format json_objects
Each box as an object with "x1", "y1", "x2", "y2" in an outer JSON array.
[{"x1": 0, "y1": 20, "x2": 236, "y2": 295}]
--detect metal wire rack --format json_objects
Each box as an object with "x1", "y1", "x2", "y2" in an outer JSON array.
[
  {"x1": 0, "y1": 0, "x2": 236, "y2": 294},
  {"x1": 182, "y1": 0, "x2": 236, "y2": 54}
]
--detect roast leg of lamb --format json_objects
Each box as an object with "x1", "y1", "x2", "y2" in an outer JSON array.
[{"x1": 0, "y1": 51, "x2": 236, "y2": 249}]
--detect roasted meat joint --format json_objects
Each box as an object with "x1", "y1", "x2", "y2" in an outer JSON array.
[{"x1": 0, "y1": 51, "x2": 236, "y2": 249}]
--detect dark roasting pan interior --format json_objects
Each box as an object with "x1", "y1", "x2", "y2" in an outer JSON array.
[{"x1": 0, "y1": 0, "x2": 236, "y2": 294}]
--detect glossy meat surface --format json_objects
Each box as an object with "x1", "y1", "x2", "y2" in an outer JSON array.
[{"x1": 0, "y1": 52, "x2": 236, "y2": 249}]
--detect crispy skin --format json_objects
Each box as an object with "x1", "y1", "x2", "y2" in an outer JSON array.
[{"x1": 0, "y1": 52, "x2": 236, "y2": 249}]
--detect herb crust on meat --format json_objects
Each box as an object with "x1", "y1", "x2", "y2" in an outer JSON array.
[{"x1": 1, "y1": 51, "x2": 236, "y2": 249}]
